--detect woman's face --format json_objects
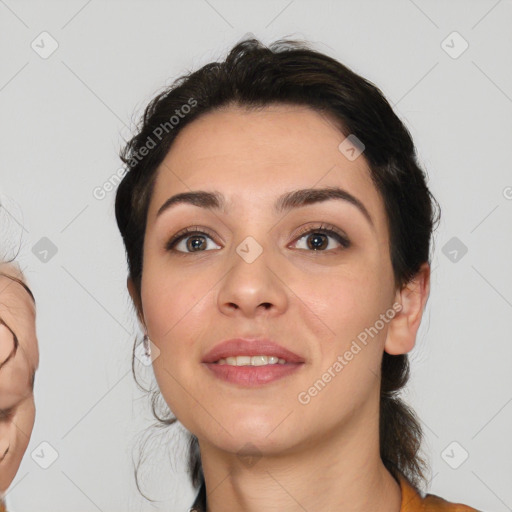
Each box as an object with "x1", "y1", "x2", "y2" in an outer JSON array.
[
  {"x1": 0, "y1": 266, "x2": 38, "y2": 492},
  {"x1": 137, "y1": 104, "x2": 398, "y2": 456}
]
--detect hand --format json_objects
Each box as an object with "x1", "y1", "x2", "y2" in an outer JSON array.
[{"x1": 0, "y1": 263, "x2": 38, "y2": 495}]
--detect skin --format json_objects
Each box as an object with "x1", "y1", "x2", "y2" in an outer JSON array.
[
  {"x1": 128, "y1": 104, "x2": 430, "y2": 512},
  {"x1": 0, "y1": 263, "x2": 38, "y2": 495}
]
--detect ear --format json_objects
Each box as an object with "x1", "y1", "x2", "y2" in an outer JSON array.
[
  {"x1": 127, "y1": 277, "x2": 146, "y2": 329},
  {"x1": 384, "y1": 262, "x2": 431, "y2": 356}
]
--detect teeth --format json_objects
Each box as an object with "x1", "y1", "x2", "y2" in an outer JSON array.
[{"x1": 215, "y1": 355, "x2": 287, "y2": 366}]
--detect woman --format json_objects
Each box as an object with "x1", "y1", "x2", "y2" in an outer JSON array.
[
  {"x1": 115, "y1": 38, "x2": 479, "y2": 511},
  {"x1": 0, "y1": 262, "x2": 38, "y2": 512}
]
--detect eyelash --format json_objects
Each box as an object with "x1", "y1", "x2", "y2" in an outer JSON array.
[{"x1": 165, "y1": 223, "x2": 350, "y2": 254}]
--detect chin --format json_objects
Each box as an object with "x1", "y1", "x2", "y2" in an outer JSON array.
[
  {"x1": 223, "y1": 417, "x2": 296, "y2": 449},
  {"x1": 216, "y1": 433, "x2": 294, "y2": 458}
]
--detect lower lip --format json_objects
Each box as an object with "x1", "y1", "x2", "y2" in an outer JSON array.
[{"x1": 203, "y1": 362, "x2": 304, "y2": 386}]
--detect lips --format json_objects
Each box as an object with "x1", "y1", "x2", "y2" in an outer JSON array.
[{"x1": 201, "y1": 338, "x2": 304, "y2": 364}]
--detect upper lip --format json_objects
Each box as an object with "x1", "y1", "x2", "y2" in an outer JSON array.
[{"x1": 202, "y1": 338, "x2": 305, "y2": 364}]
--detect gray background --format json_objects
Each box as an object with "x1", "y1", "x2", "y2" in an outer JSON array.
[{"x1": 1, "y1": 0, "x2": 511, "y2": 510}]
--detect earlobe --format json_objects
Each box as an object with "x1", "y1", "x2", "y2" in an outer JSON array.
[
  {"x1": 127, "y1": 277, "x2": 146, "y2": 328},
  {"x1": 384, "y1": 263, "x2": 431, "y2": 356}
]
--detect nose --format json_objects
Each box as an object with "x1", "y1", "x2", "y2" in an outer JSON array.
[{"x1": 216, "y1": 244, "x2": 288, "y2": 318}]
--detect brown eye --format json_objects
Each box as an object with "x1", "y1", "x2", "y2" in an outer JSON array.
[
  {"x1": 166, "y1": 227, "x2": 221, "y2": 254},
  {"x1": 292, "y1": 224, "x2": 350, "y2": 252}
]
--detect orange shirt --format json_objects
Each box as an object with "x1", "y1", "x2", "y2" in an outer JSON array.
[{"x1": 397, "y1": 473, "x2": 480, "y2": 511}]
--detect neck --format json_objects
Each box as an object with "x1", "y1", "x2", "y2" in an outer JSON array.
[{"x1": 198, "y1": 402, "x2": 402, "y2": 512}]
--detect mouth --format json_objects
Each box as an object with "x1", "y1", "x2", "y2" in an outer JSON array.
[
  {"x1": 202, "y1": 338, "x2": 305, "y2": 365},
  {"x1": 201, "y1": 338, "x2": 305, "y2": 386},
  {"x1": 212, "y1": 355, "x2": 293, "y2": 366},
  {"x1": 203, "y1": 359, "x2": 304, "y2": 386}
]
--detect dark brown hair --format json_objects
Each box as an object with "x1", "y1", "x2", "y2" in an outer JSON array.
[{"x1": 115, "y1": 37, "x2": 440, "y2": 499}]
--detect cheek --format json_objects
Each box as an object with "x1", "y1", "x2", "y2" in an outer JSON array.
[
  {"x1": 0, "y1": 398, "x2": 35, "y2": 492},
  {"x1": 141, "y1": 253, "x2": 213, "y2": 340},
  {"x1": 293, "y1": 261, "x2": 388, "y2": 354},
  {"x1": 140, "y1": 266, "x2": 214, "y2": 420},
  {"x1": 140, "y1": 261, "x2": 218, "y2": 393},
  {"x1": 291, "y1": 268, "x2": 389, "y2": 424}
]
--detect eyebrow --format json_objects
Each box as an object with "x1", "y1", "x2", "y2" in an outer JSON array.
[{"x1": 156, "y1": 186, "x2": 374, "y2": 228}]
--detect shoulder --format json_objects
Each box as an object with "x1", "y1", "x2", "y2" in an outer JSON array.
[
  {"x1": 421, "y1": 492, "x2": 481, "y2": 511},
  {"x1": 397, "y1": 474, "x2": 480, "y2": 512}
]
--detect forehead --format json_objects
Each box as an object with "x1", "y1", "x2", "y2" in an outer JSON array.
[{"x1": 148, "y1": 105, "x2": 386, "y2": 232}]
